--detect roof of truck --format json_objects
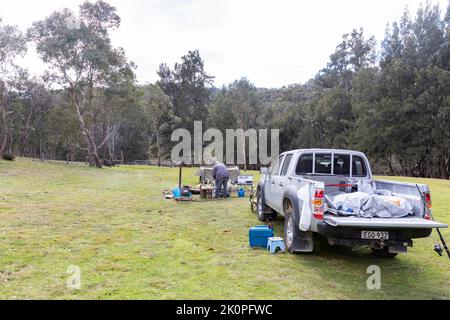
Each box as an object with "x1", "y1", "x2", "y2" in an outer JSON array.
[{"x1": 281, "y1": 148, "x2": 367, "y2": 156}]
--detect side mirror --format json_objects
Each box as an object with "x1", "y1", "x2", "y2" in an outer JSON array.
[{"x1": 260, "y1": 167, "x2": 269, "y2": 175}]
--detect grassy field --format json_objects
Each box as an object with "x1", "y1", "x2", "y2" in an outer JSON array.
[{"x1": 0, "y1": 158, "x2": 449, "y2": 299}]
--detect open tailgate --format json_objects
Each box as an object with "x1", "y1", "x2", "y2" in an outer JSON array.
[{"x1": 324, "y1": 216, "x2": 448, "y2": 229}]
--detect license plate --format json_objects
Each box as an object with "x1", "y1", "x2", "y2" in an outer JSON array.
[{"x1": 361, "y1": 231, "x2": 389, "y2": 240}]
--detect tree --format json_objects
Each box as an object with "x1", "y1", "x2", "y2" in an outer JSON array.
[
  {"x1": 140, "y1": 84, "x2": 180, "y2": 166},
  {"x1": 44, "y1": 92, "x2": 82, "y2": 161},
  {"x1": 10, "y1": 75, "x2": 54, "y2": 157},
  {"x1": 206, "y1": 78, "x2": 261, "y2": 169},
  {"x1": 317, "y1": 28, "x2": 376, "y2": 93},
  {"x1": 227, "y1": 78, "x2": 261, "y2": 169},
  {"x1": 29, "y1": 1, "x2": 135, "y2": 167},
  {"x1": 0, "y1": 18, "x2": 27, "y2": 156},
  {"x1": 157, "y1": 50, "x2": 214, "y2": 132},
  {"x1": 381, "y1": 22, "x2": 403, "y2": 67},
  {"x1": 367, "y1": 3, "x2": 450, "y2": 178},
  {"x1": 207, "y1": 87, "x2": 236, "y2": 132}
]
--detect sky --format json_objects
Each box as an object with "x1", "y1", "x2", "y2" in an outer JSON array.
[{"x1": 1, "y1": 0, "x2": 449, "y2": 88}]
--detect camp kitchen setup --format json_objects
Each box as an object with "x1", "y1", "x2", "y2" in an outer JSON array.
[
  {"x1": 195, "y1": 166, "x2": 254, "y2": 199},
  {"x1": 165, "y1": 162, "x2": 255, "y2": 201}
]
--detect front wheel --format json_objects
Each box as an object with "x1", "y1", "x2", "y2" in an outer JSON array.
[{"x1": 256, "y1": 189, "x2": 276, "y2": 222}]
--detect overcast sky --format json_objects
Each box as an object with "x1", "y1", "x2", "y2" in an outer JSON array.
[{"x1": 1, "y1": 0, "x2": 449, "y2": 88}]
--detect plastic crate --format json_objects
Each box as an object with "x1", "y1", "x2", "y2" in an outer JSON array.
[{"x1": 249, "y1": 226, "x2": 274, "y2": 248}]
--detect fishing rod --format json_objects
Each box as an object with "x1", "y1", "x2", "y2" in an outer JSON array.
[{"x1": 416, "y1": 184, "x2": 450, "y2": 259}]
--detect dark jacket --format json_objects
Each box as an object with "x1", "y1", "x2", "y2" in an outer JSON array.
[{"x1": 212, "y1": 163, "x2": 229, "y2": 181}]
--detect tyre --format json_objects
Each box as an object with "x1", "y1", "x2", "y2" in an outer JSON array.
[
  {"x1": 284, "y1": 201, "x2": 298, "y2": 253},
  {"x1": 371, "y1": 247, "x2": 398, "y2": 258},
  {"x1": 256, "y1": 188, "x2": 276, "y2": 222},
  {"x1": 283, "y1": 200, "x2": 314, "y2": 253}
]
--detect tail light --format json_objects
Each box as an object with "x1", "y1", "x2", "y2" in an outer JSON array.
[
  {"x1": 424, "y1": 192, "x2": 431, "y2": 208},
  {"x1": 312, "y1": 189, "x2": 324, "y2": 220},
  {"x1": 424, "y1": 192, "x2": 432, "y2": 220}
]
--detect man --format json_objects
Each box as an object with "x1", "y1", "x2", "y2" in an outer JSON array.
[{"x1": 212, "y1": 160, "x2": 230, "y2": 199}]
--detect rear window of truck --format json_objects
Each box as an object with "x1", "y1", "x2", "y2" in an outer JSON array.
[
  {"x1": 315, "y1": 153, "x2": 332, "y2": 174},
  {"x1": 295, "y1": 154, "x2": 313, "y2": 174},
  {"x1": 295, "y1": 153, "x2": 368, "y2": 177},
  {"x1": 334, "y1": 154, "x2": 350, "y2": 176},
  {"x1": 352, "y1": 155, "x2": 367, "y2": 177}
]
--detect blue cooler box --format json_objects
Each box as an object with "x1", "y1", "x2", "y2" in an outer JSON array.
[{"x1": 249, "y1": 226, "x2": 274, "y2": 248}]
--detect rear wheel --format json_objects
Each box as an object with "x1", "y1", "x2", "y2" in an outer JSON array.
[
  {"x1": 284, "y1": 201, "x2": 297, "y2": 253},
  {"x1": 283, "y1": 200, "x2": 314, "y2": 253},
  {"x1": 371, "y1": 247, "x2": 398, "y2": 258},
  {"x1": 256, "y1": 189, "x2": 276, "y2": 221}
]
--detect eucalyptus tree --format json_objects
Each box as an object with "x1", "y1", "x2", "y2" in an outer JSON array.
[
  {"x1": 29, "y1": 1, "x2": 135, "y2": 167},
  {"x1": 0, "y1": 18, "x2": 27, "y2": 156}
]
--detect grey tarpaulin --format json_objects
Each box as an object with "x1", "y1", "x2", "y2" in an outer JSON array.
[{"x1": 326, "y1": 179, "x2": 413, "y2": 218}]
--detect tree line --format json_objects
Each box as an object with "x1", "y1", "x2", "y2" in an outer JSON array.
[{"x1": 0, "y1": 1, "x2": 449, "y2": 178}]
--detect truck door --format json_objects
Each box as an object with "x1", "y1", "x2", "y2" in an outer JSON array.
[
  {"x1": 265, "y1": 155, "x2": 284, "y2": 208},
  {"x1": 271, "y1": 154, "x2": 293, "y2": 213}
]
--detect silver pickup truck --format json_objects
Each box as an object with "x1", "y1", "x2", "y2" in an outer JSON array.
[{"x1": 256, "y1": 149, "x2": 448, "y2": 257}]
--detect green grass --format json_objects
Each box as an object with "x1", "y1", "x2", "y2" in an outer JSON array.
[{"x1": 0, "y1": 158, "x2": 449, "y2": 299}]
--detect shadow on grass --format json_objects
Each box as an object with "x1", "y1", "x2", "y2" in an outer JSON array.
[{"x1": 269, "y1": 215, "x2": 448, "y2": 299}]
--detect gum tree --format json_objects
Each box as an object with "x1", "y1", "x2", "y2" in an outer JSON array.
[
  {"x1": 0, "y1": 18, "x2": 27, "y2": 156},
  {"x1": 29, "y1": 1, "x2": 135, "y2": 167}
]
